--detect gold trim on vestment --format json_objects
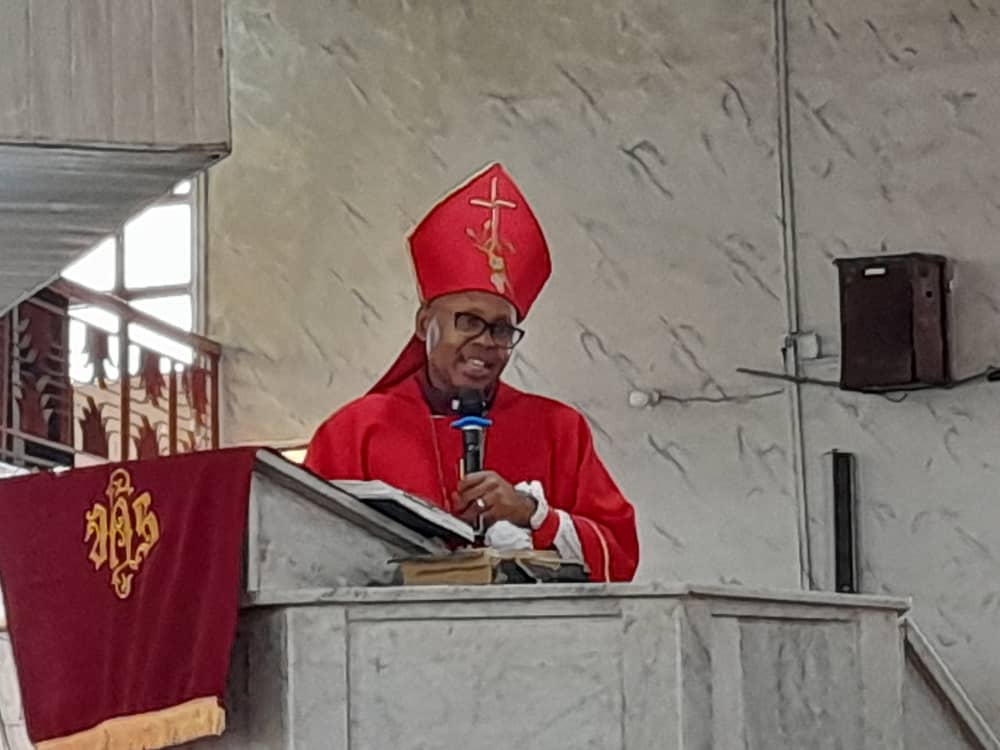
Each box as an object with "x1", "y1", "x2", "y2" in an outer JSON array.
[{"x1": 36, "y1": 697, "x2": 224, "y2": 750}]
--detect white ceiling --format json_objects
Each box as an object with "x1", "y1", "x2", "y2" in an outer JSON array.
[{"x1": 0, "y1": 143, "x2": 225, "y2": 314}]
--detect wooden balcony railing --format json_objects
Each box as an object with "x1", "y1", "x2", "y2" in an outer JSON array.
[{"x1": 0, "y1": 279, "x2": 220, "y2": 469}]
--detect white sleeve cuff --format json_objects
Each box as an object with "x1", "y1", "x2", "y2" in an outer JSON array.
[
  {"x1": 552, "y1": 510, "x2": 584, "y2": 563},
  {"x1": 515, "y1": 480, "x2": 584, "y2": 563},
  {"x1": 515, "y1": 480, "x2": 550, "y2": 530}
]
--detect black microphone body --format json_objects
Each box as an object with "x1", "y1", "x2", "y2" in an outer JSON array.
[
  {"x1": 452, "y1": 389, "x2": 491, "y2": 477},
  {"x1": 462, "y1": 428, "x2": 484, "y2": 474}
]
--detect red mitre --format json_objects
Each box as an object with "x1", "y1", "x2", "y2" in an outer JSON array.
[{"x1": 369, "y1": 163, "x2": 551, "y2": 394}]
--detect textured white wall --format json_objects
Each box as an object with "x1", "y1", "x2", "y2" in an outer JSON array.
[
  {"x1": 788, "y1": 0, "x2": 1000, "y2": 729},
  {"x1": 208, "y1": 0, "x2": 1000, "y2": 728},
  {"x1": 209, "y1": 0, "x2": 801, "y2": 591}
]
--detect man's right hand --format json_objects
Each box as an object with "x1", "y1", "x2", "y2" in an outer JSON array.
[{"x1": 453, "y1": 470, "x2": 537, "y2": 528}]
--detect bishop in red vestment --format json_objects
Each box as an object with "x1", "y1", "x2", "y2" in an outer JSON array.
[{"x1": 305, "y1": 163, "x2": 638, "y2": 582}]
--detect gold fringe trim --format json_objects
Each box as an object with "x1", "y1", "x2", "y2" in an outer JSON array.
[{"x1": 36, "y1": 697, "x2": 225, "y2": 750}]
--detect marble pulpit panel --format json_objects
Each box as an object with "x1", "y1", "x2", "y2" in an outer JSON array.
[
  {"x1": 191, "y1": 585, "x2": 910, "y2": 750},
  {"x1": 349, "y1": 615, "x2": 625, "y2": 749},
  {"x1": 244, "y1": 453, "x2": 438, "y2": 595}
]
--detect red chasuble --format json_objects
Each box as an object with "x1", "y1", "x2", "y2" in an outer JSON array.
[{"x1": 305, "y1": 375, "x2": 639, "y2": 582}]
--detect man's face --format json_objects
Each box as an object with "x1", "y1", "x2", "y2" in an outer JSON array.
[{"x1": 417, "y1": 291, "x2": 522, "y2": 394}]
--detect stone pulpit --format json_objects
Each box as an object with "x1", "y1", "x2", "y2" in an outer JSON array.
[{"x1": 188, "y1": 452, "x2": 957, "y2": 750}]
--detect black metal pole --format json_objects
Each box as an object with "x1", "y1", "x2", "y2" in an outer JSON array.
[{"x1": 832, "y1": 450, "x2": 857, "y2": 593}]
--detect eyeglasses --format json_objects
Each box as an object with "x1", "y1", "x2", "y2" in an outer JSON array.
[{"x1": 453, "y1": 312, "x2": 525, "y2": 348}]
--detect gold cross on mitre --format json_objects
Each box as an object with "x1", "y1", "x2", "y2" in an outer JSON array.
[
  {"x1": 469, "y1": 176, "x2": 517, "y2": 236},
  {"x1": 467, "y1": 176, "x2": 518, "y2": 293}
]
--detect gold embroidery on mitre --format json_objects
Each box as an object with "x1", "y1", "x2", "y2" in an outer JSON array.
[
  {"x1": 466, "y1": 175, "x2": 518, "y2": 294},
  {"x1": 84, "y1": 468, "x2": 160, "y2": 599}
]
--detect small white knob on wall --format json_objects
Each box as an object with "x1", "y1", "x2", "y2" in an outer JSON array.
[{"x1": 627, "y1": 390, "x2": 661, "y2": 409}]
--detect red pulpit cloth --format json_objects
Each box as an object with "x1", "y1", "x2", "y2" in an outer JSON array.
[{"x1": 0, "y1": 448, "x2": 259, "y2": 749}]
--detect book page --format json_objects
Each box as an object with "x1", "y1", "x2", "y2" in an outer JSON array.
[{"x1": 330, "y1": 479, "x2": 475, "y2": 543}]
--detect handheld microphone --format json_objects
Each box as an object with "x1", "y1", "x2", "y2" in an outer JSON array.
[
  {"x1": 451, "y1": 390, "x2": 492, "y2": 540},
  {"x1": 451, "y1": 389, "x2": 491, "y2": 477}
]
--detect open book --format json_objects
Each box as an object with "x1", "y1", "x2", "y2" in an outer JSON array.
[{"x1": 331, "y1": 480, "x2": 476, "y2": 545}]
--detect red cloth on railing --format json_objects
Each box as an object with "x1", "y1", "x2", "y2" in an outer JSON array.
[{"x1": 0, "y1": 448, "x2": 257, "y2": 748}]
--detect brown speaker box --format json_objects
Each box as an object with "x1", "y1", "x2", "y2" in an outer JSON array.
[{"x1": 834, "y1": 253, "x2": 951, "y2": 391}]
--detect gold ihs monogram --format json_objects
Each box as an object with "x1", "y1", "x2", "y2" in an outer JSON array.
[{"x1": 84, "y1": 468, "x2": 160, "y2": 599}]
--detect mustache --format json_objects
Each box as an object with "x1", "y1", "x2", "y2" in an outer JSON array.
[{"x1": 459, "y1": 345, "x2": 505, "y2": 362}]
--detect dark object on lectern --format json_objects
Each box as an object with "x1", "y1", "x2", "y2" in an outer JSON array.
[
  {"x1": 831, "y1": 451, "x2": 857, "y2": 594},
  {"x1": 498, "y1": 558, "x2": 590, "y2": 584},
  {"x1": 835, "y1": 253, "x2": 950, "y2": 391}
]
